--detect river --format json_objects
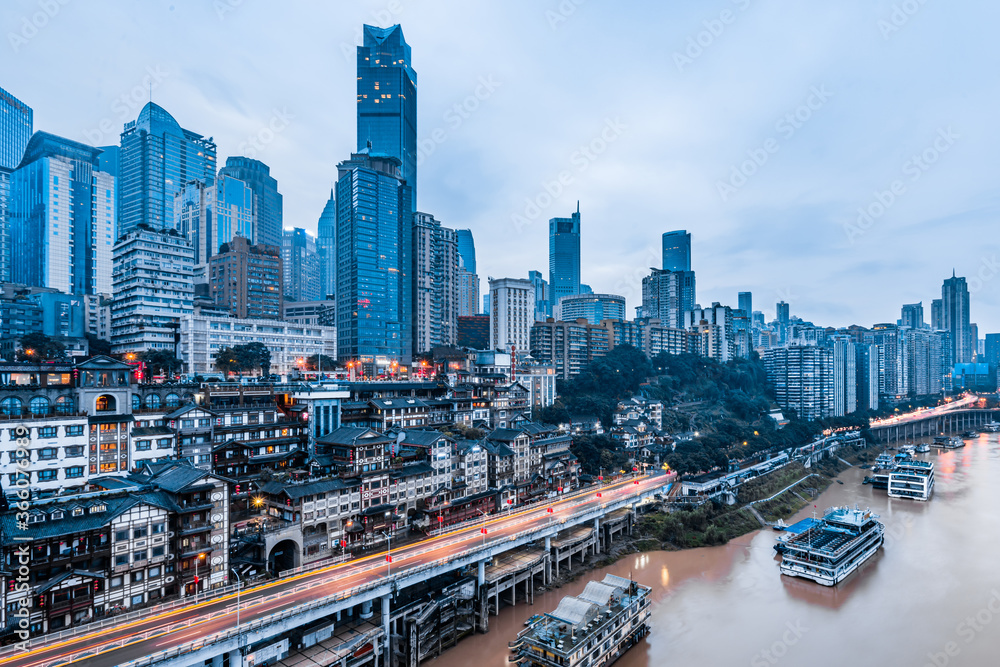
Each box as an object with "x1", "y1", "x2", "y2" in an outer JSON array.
[{"x1": 429, "y1": 433, "x2": 1000, "y2": 667}]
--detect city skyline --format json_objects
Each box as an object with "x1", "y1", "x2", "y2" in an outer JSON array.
[{"x1": 1, "y1": 1, "x2": 997, "y2": 334}]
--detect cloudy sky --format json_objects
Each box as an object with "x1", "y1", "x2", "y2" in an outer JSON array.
[{"x1": 4, "y1": 0, "x2": 998, "y2": 333}]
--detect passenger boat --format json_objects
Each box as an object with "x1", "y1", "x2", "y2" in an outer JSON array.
[
  {"x1": 887, "y1": 459, "x2": 934, "y2": 501},
  {"x1": 779, "y1": 506, "x2": 884, "y2": 586},
  {"x1": 931, "y1": 436, "x2": 964, "y2": 449},
  {"x1": 914, "y1": 443, "x2": 930, "y2": 454},
  {"x1": 962, "y1": 431, "x2": 979, "y2": 439},
  {"x1": 983, "y1": 422, "x2": 1000, "y2": 433},
  {"x1": 868, "y1": 452, "x2": 896, "y2": 489}
]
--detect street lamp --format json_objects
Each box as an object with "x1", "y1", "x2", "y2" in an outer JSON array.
[
  {"x1": 194, "y1": 552, "x2": 206, "y2": 597},
  {"x1": 381, "y1": 521, "x2": 392, "y2": 578},
  {"x1": 229, "y1": 568, "x2": 243, "y2": 645}
]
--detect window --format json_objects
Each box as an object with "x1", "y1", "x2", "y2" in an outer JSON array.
[
  {"x1": 0, "y1": 397, "x2": 21, "y2": 416},
  {"x1": 38, "y1": 426, "x2": 57, "y2": 438},
  {"x1": 136, "y1": 440, "x2": 151, "y2": 451},
  {"x1": 38, "y1": 470, "x2": 57, "y2": 482},
  {"x1": 131, "y1": 594, "x2": 144, "y2": 606},
  {"x1": 29, "y1": 396, "x2": 50, "y2": 415},
  {"x1": 198, "y1": 418, "x2": 210, "y2": 427},
  {"x1": 65, "y1": 466, "x2": 84, "y2": 479},
  {"x1": 38, "y1": 448, "x2": 57, "y2": 461},
  {"x1": 157, "y1": 438, "x2": 172, "y2": 449},
  {"x1": 149, "y1": 566, "x2": 161, "y2": 578},
  {"x1": 65, "y1": 425, "x2": 84, "y2": 437},
  {"x1": 133, "y1": 526, "x2": 148, "y2": 539},
  {"x1": 115, "y1": 529, "x2": 128, "y2": 542},
  {"x1": 110, "y1": 576, "x2": 123, "y2": 588},
  {"x1": 181, "y1": 419, "x2": 194, "y2": 428},
  {"x1": 151, "y1": 545, "x2": 165, "y2": 557},
  {"x1": 133, "y1": 550, "x2": 147, "y2": 562},
  {"x1": 144, "y1": 395, "x2": 161, "y2": 410},
  {"x1": 152, "y1": 523, "x2": 165, "y2": 534},
  {"x1": 54, "y1": 396, "x2": 75, "y2": 414},
  {"x1": 115, "y1": 555, "x2": 128, "y2": 566},
  {"x1": 132, "y1": 571, "x2": 143, "y2": 583},
  {"x1": 230, "y1": 415, "x2": 243, "y2": 425},
  {"x1": 131, "y1": 394, "x2": 141, "y2": 411},
  {"x1": 165, "y1": 394, "x2": 180, "y2": 408}
]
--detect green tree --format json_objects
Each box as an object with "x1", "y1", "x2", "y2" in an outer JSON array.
[
  {"x1": 215, "y1": 343, "x2": 271, "y2": 376},
  {"x1": 142, "y1": 349, "x2": 182, "y2": 377},
  {"x1": 304, "y1": 354, "x2": 337, "y2": 372},
  {"x1": 86, "y1": 334, "x2": 112, "y2": 357},
  {"x1": 16, "y1": 333, "x2": 66, "y2": 361}
]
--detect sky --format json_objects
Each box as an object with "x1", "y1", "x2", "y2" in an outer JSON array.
[{"x1": 3, "y1": 0, "x2": 998, "y2": 334}]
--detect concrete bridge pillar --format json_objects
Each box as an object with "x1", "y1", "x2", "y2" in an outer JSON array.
[
  {"x1": 544, "y1": 537, "x2": 552, "y2": 583},
  {"x1": 594, "y1": 518, "x2": 601, "y2": 554},
  {"x1": 382, "y1": 594, "x2": 391, "y2": 667},
  {"x1": 478, "y1": 560, "x2": 485, "y2": 586},
  {"x1": 211, "y1": 654, "x2": 223, "y2": 667},
  {"x1": 361, "y1": 599, "x2": 374, "y2": 620},
  {"x1": 228, "y1": 649, "x2": 244, "y2": 667}
]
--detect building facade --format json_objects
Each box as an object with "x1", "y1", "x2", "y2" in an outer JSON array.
[
  {"x1": 661, "y1": 230, "x2": 691, "y2": 272},
  {"x1": 281, "y1": 227, "x2": 321, "y2": 303},
  {"x1": 640, "y1": 268, "x2": 696, "y2": 329},
  {"x1": 217, "y1": 156, "x2": 282, "y2": 248},
  {"x1": 0, "y1": 86, "x2": 33, "y2": 283},
  {"x1": 549, "y1": 205, "x2": 581, "y2": 305},
  {"x1": 489, "y1": 278, "x2": 533, "y2": 354},
  {"x1": 413, "y1": 212, "x2": 459, "y2": 353},
  {"x1": 556, "y1": 293, "x2": 625, "y2": 325},
  {"x1": 208, "y1": 236, "x2": 282, "y2": 319}
]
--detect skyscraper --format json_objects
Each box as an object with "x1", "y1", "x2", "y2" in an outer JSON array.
[
  {"x1": 930, "y1": 298, "x2": 944, "y2": 331},
  {"x1": 942, "y1": 272, "x2": 972, "y2": 364},
  {"x1": 0, "y1": 86, "x2": 32, "y2": 283},
  {"x1": 456, "y1": 229, "x2": 476, "y2": 274},
  {"x1": 209, "y1": 236, "x2": 282, "y2": 319},
  {"x1": 357, "y1": 24, "x2": 417, "y2": 206},
  {"x1": 763, "y1": 346, "x2": 834, "y2": 421},
  {"x1": 489, "y1": 278, "x2": 533, "y2": 354},
  {"x1": 9, "y1": 132, "x2": 115, "y2": 295},
  {"x1": 738, "y1": 292, "x2": 752, "y2": 318},
  {"x1": 528, "y1": 270, "x2": 551, "y2": 321},
  {"x1": 549, "y1": 204, "x2": 581, "y2": 304},
  {"x1": 174, "y1": 175, "x2": 253, "y2": 270},
  {"x1": 661, "y1": 230, "x2": 692, "y2": 272},
  {"x1": 985, "y1": 334, "x2": 1000, "y2": 371},
  {"x1": 832, "y1": 337, "x2": 858, "y2": 416},
  {"x1": 556, "y1": 293, "x2": 626, "y2": 325},
  {"x1": 413, "y1": 212, "x2": 459, "y2": 353},
  {"x1": 776, "y1": 301, "x2": 790, "y2": 325},
  {"x1": 118, "y1": 102, "x2": 216, "y2": 235},
  {"x1": 639, "y1": 268, "x2": 696, "y2": 329},
  {"x1": 335, "y1": 148, "x2": 412, "y2": 365},
  {"x1": 317, "y1": 190, "x2": 336, "y2": 300},
  {"x1": 218, "y1": 156, "x2": 282, "y2": 248},
  {"x1": 901, "y1": 302, "x2": 925, "y2": 329},
  {"x1": 456, "y1": 229, "x2": 479, "y2": 317},
  {"x1": 214, "y1": 174, "x2": 255, "y2": 248},
  {"x1": 281, "y1": 228, "x2": 321, "y2": 302}
]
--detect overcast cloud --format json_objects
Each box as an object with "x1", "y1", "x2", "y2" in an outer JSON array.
[{"x1": 4, "y1": 0, "x2": 997, "y2": 332}]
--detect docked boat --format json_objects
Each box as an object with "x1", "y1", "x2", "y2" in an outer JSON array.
[
  {"x1": 887, "y1": 459, "x2": 934, "y2": 501},
  {"x1": 773, "y1": 517, "x2": 820, "y2": 554},
  {"x1": 868, "y1": 452, "x2": 896, "y2": 489},
  {"x1": 983, "y1": 422, "x2": 1000, "y2": 433},
  {"x1": 932, "y1": 436, "x2": 964, "y2": 449},
  {"x1": 509, "y1": 574, "x2": 651, "y2": 667},
  {"x1": 962, "y1": 431, "x2": 979, "y2": 439},
  {"x1": 779, "y1": 506, "x2": 884, "y2": 586},
  {"x1": 914, "y1": 443, "x2": 930, "y2": 454}
]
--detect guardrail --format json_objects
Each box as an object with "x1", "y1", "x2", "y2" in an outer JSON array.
[{"x1": 4, "y1": 475, "x2": 667, "y2": 667}]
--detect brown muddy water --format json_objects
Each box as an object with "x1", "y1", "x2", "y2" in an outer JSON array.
[{"x1": 430, "y1": 433, "x2": 1000, "y2": 667}]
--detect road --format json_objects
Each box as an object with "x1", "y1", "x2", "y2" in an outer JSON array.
[
  {"x1": 869, "y1": 394, "x2": 979, "y2": 427},
  {"x1": 0, "y1": 474, "x2": 669, "y2": 667}
]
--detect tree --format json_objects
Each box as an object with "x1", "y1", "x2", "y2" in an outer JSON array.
[
  {"x1": 215, "y1": 343, "x2": 271, "y2": 376},
  {"x1": 142, "y1": 349, "x2": 182, "y2": 377},
  {"x1": 16, "y1": 333, "x2": 65, "y2": 361},
  {"x1": 86, "y1": 334, "x2": 112, "y2": 357},
  {"x1": 304, "y1": 354, "x2": 337, "y2": 372}
]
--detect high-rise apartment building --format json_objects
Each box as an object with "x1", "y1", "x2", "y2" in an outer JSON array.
[
  {"x1": 941, "y1": 272, "x2": 972, "y2": 364},
  {"x1": 639, "y1": 268, "x2": 696, "y2": 329},
  {"x1": 549, "y1": 205, "x2": 581, "y2": 305},
  {"x1": 209, "y1": 236, "x2": 282, "y2": 319},
  {"x1": 317, "y1": 190, "x2": 336, "y2": 300},
  {"x1": 335, "y1": 149, "x2": 412, "y2": 365},
  {"x1": 9, "y1": 132, "x2": 115, "y2": 295},
  {"x1": 0, "y1": 87, "x2": 32, "y2": 283},
  {"x1": 530, "y1": 318, "x2": 612, "y2": 380},
  {"x1": 901, "y1": 302, "x2": 925, "y2": 329},
  {"x1": 528, "y1": 270, "x2": 550, "y2": 321},
  {"x1": 110, "y1": 226, "x2": 194, "y2": 354},
  {"x1": 217, "y1": 156, "x2": 282, "y2": 248},
  {"x1": 763, "y1": 345, "x2": 834, "y2": 421},
  {"x1": 282, "y1": 227, "x2": 321, "y2": 302},
  {"x1": 357, "y1": 24, "x2": 417, "y2": 207},
  {"x1": 489, "y1": 278, "x2": 533, "y2": 354},
  {"x1": 556, "y1": 293, "x2": 626, "y2": 325},
  {"x1": 930, "y1": 298, "x2": 944, "y2": 331},
  {"x1": 661, "y1": 230, "x2": 691, "y2": 272},
  {"x1": 413, "y1": 212, "x2": 459, "y2": 353},
  {"x1": 738, "y1": 292, "x2": 752, "y2": 319},
  {"x1": 118, "y1": 103, "x2": 216, "y2": 235},
  {"x1": 683, "y1": 303, "x2": 738, "y2": 362},
  {"x1": 832, "y1": 337, "x2": 857, "y2": 416},
  {"x1": 776, "y1": 301, "x2": 790, "y2": 325},
  {"x1": 856, "y1": 343, "x2": 880, "y2": 412}
]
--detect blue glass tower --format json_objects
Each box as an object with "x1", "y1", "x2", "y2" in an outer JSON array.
[
  {"x1": 218, "y1": 156, "x2": 282, "y2": 248},
  {"x1": 549, "y1": 203, "x2": 581, "y2": 305},
  {"x1": 357, "y1": 25, "x2": 417, "y2": 207},
  {"x1": 662, "y1": 230, "x2": 691, "y2": 272},
  {"x1": 335, "y1": 146, "x2": 413, "y2": 365},
  {"x1": 456, "y1": 229, "x2": 476, "y2": 274},
  {"x1": 317, "y1": 190, "x2": 337, "y2": 300},
  {"x1": 0, "y1": 86, "x2": 32, "y2": 283},
  {"x1": 118, "y1": 102, "x2": 216, "y2": 235}
]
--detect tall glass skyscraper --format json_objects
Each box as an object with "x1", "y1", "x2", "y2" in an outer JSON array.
[
  {"x1": 317, "y1": 190, "x2": 337, "y2": 300},
  {"x1": 662, "y1": 230, "x2": 691, "y2": 272},
  {"x1": 549, "y1": 204, "x2": 581, "y2": 305},
  {"x1": 0, "y1": 86, "x2": 33, "y2": 283},
  {"x1": 357, "y1": 25, "x2": 417, "y2": 206},
  {"x1": 214, "y1": 174, "x2": 255, "y2": 248},
  {"x1": 456, "y1": 229, "x2": 476, "y2": 274},
  {"x1": 118, "y1": 102, "x2": 216, "y2": 235},
  {"x1": 335, "y1": 147, "x2": 412, "y2": 365},
  {"x1": 282, "y1": 228, "x2": 321, "y2": 302},
  {"x1": 9, "y1": 132, "x2": 115, "y2": 296},
  {"x1": 942, "y1": 272, "x2": 972, "y2": 364},
  {"x1": 218, "y1": 156, "x2": 282, "y2": 248}
]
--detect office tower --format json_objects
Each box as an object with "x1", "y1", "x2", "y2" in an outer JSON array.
[
  {"x1": 970, "y1": 323, "x2": 979, "y2": 360},
  {"x1": 549, "y1": 204, "x2": 581, "y2": 304},
  {"x1": 556, "y1": 293, "x2": 626, "y2": 325},
  {"x1": 930, "y1": 298, "x2": 944, "y2": 331},
  {"x1": 455, "y1": 229, "x2": 479, "y2": 317},
  {"x1": 901, "y1": 302, "x2": 924, "y2": 329},
  {"x1": 661, "y1": 230, "x2": 692, "y2": 272},
  {"x1": 738, "y1": 292, "x2": 752, "y2": 319},
  {"x1": 456, "y1": 229, "x2": 476, "y2": 274},
  {"x1": 214, "y1": 174, "x2": 255, "y2": 247},
  {"x1": 985, "y1": 334, "x2": 1000, "y2": 376},
  {"x1": 683, "y1": 303, "x2": 738, "y2": 362},
  {"x1": 832, "y1": 338, "x2": 857, "y2": 416},
  {"x1": 0, "y1": 87, "x2": 32, "y2": 283},
  {"x1": 175, "y1": 181, "x2": 214, "y2": 267},
  {"x1": 335, "y1": 148, "x2": 412, "y2": 364},
  {"x1": 489, "y1": 278, "x2": 533, "y2": 353},
  {"x1": 763, "y1": 346, "x2": 834, "y2": 421},
  {"x1": 866, "y1": 323, "x2": 902, "y2": 399},
  {"x1": 110, "y1": 227, "x2": 194, "y2": 354},
  {"x1": 317, "y1": 190, "x2": 336, "y2": 300},
  {"x1": 639, "y1": 268, "x2": 696, "y2": 329},
  {"x1": 776, "y1": 301, "x2": 790, "y2": 325},
  {"x1": 218, "y1": 156, "x2": 282, "y2": 248},
  {"x1": 357, "y1": 24, "x2": 417, "y2": 206},
  {"x1": 482, "y1": 294, "x2": 490, "y2": 316},
  {"x1": 209, "y1": 236, "x2": 282, "y2": 319},
  {"x1": 528, "y1": 270, "x2": 551, "y2": 321},
  {"x1": 118, "y1": 102, "x2": 216, "y2": 235},
  {"x1": 282, "y1": 228, "x2": 321, "y2": 302},
  {"x1": 856, "y1": 343, "x2": 880, "y2": 412},
  {"x1": 413, "y1": 212, "x2": 458, "y2": 353},
  {"x1": 9, "y1": 132, "x2": 115, "y2": 295},
  {"x1": 530, "y1": 319, "x2": 612, "y2": 380},
  {"x1": 941, "y1": 272, "x2": 972, "y2": 364}
]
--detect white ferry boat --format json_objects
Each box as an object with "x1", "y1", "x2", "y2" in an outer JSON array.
[
  {"x1": 866, "y1": 452, "x2": 896, "y2": 489},
  {"x1": 779, "y1": 506, "x2": 884, "y2": 586},
  {"x1": 887, "y1": 459, "x2": 934, "y2": 501},
  {"x1": 914, "y1": 443, "x2": 930, "y2": 454},
  {"x1": 931, "y1": 436, "x2": 964, "y2": 449},
  {"x1": 983, "y1": 422, "x2": 1000, "y2": 433}
]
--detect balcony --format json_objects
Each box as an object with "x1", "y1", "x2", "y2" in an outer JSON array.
[{"x1": 179, "y1": 522, "x2": 214, "y2": 536}]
